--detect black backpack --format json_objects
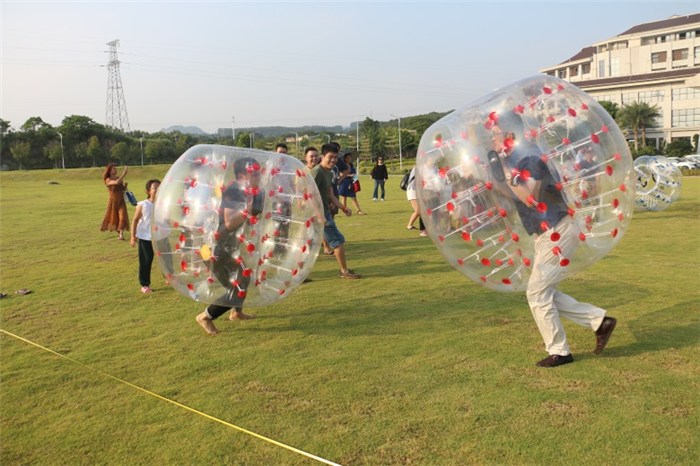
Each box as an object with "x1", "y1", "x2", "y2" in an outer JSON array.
[{"x1": 399, "y1": 172, "x2": 411, "y2": 190}]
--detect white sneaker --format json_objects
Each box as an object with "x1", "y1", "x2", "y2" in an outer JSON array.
[
  {"x1": 372, "y1": 198, "x2": 377, "y2": 201},
  {"x1": 380, "y1": 198, "x2": 385, "y2": 201}
]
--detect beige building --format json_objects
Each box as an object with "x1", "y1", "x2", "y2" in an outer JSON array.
[{"x1": 540, "y1": 13, "x2": 700, "y2": 151}]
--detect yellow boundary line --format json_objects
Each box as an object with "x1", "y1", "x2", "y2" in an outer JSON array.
[{"x1": 1, "y1": 328, "x2": 341, "y2": 466}]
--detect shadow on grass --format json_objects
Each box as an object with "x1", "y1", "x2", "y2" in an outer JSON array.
[{"x1": 607, "y1": 299, "x2": 700, "y2": 357}]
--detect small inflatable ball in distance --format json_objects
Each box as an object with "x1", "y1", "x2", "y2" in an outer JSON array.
[
  {"x1": 415, "y1": 75, "x2": 635, "y2": 292},
  {"x1": 634, "y1": 155, "x2": 682, "y2": 211},
  {"x1": 153, "y1": 145, "x2": 324, "y2": 307}
]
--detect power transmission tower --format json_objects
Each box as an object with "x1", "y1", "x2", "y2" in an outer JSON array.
[{"x1": 105, "y1": 39, "x2": 131, "y2": 132}]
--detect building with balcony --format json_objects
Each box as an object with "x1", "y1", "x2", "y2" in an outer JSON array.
[{"x1": 540, "y1": 13, "x2": 700, "y2": 150}]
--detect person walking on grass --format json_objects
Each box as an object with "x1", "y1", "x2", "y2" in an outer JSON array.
[
  {"x1": 311, "y1": 143, "x2": 361, "y2": 279},
  {"x1": 130, "y1": 179, "x2": 161, "y2": 294},
  {"x1": 196, "y1": 157, "x2": 262, "y2": 335},
  {"x1": 371, "y1": 157, "x2": 388, "y2": 201},
  {"x1": 406, "y1": 166, "x2": 427, "y2": 236},
  {"x1": 490, "y1": 129, "x2": 616, "y2": 367}
]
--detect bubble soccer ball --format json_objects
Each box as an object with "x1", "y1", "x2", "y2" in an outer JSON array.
[
  {"x1": 153, "y1": 145, "x2": 324, "y2": 307},
  {"x1": 415, "y1": 75, "x2": 636, "y2": 292},
  {"x1": 634, "y1": 155, "x2": 682, "y2": 211}
]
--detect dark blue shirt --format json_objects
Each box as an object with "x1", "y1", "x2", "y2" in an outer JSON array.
[{"x1": 510, "y1": 154, "x2": 568, "y2": 235}]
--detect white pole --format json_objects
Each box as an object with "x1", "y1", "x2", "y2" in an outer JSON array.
[
  {"x1": 391, "y1": 115, "x2": 403, "y2": 170},
  {"x1": 57, "y1": 131, "x2": 65, "y2": 170},
  {"x1": 139, "y1": 136, "x2": 144, "y2": 166},
  {"x1": 232, "y1": 116, "x2": 235, "y2": 145},
  {"x1": 398, "y1": 116, "x2": 403, "y2": 170}
]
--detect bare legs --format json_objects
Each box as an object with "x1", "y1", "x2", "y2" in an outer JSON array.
[
  {"x1": 196, "y1": 307, "x2": 255, "y2": 335},
  {"x1": 407, "y1": 199, "x2": 420, "y2": 228},
  {"x1": 229, "y1": 309, "x2": 256, "y2": 321},
  {"x1": 342, "y1": 196, "x2": 363, "y2": 215}
]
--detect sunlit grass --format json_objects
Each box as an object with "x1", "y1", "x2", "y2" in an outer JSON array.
[{"x1": 1, "y1": 167, "x2": 698, "y2": 465}]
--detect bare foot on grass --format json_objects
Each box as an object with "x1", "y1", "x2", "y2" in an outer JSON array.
[
  {"x1": 229, "y1": 310, "x2": 256, "y2": 321},
  {"x1": 196, "y1": 312, "x2": 219, "y2": 335}
]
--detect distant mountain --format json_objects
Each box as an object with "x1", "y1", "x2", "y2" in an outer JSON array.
[
  {"x1": 162, "y1": 125, "x2": 208, "y2": 135},
  {"x1": 238, "y1": 125, "x2": 344, "y2": 138}
]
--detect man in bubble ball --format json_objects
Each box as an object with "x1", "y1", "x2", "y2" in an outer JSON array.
[
  {"x1": 490, "y1": 129, "x2": 616, "y2": 367},
  {"x1": 196, "y1": 157, "x2": 263, "y2": 335}
]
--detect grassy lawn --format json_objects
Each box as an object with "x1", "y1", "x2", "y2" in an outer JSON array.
[{"x1": 1, "y1": 166, "x2": 698, "y2": 465}]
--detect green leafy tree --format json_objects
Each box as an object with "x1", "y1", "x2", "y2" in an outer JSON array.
[
  {"x1": 664, "y1": 138, "x2": 694, "y2": 158},
  {"x1": 361, "y1": 117, "x2": 387, "y2": 157},
  {"x1": 73, "y1": 141, "x2": 89, "y2": 166},
  {"x1": 44, "y1": 141, "x2": 63, "y2": 168},
  {"x1": 87, "y1": 136, "x2": 102, "y2": 167},
  {"x1": 145, "y1": 139, "x2": 175, "y2": 163},
  {"x1": 10, "y1": 141, "x2": 31, "y2": 169},
  {"x1": 21, "y1": 116, "x2": 46, "y2": 132},
  {"x1": 617, "y1": 102, "x2": 660, "y2": 152},
  {"x1": 111, "y1": 141, "x2": 131, "y2": 163},
  {"x1": 0, "y1": 119, "x2": 15, "y2": 167},
  {"x1": 234, "y1": 132, "x2": 251, "y2": 148},
  {"x1": 598, "y1": 100, "x2": 619, "y2": 120},
  {"x1": 0, "y1": 118, "x2": 11, "y2": 136}
]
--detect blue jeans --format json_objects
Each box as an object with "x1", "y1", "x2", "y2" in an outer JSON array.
[
  {"x1": 323, "y1": 211, "x2": 346, "y2": 249},
  {"x1": 373, "y1": 179, "x2": 385, "y2": 199}
]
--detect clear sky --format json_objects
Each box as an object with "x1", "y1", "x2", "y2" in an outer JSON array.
[{"x1": 1, "y1": 1, "x2": 697, "y2": 133}]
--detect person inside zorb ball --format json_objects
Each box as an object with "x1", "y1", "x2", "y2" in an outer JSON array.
[
  {"x1": 153, "y1": 145, "x2": 324, "y2": 335},
  {"x1": 415, "y1": 75, "x2": 635, "y2": 367}
]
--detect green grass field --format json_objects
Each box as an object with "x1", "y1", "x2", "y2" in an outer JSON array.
[{"x1": 1, "y1": 166, "x2": 698, "y2": 465}]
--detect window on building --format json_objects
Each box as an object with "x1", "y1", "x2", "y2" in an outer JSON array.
[
  {"x1": 610, "y1": 57, "x2": 620, "y2": 76},
  {"x1": 672, "y1": 87, "x2": 700, "y2": 101},
  {"x1": 695, "y1": 46, "x2": 700, "y2": 60},
  {"x1": 638, "y1": 90, "x2": 664, "y2": 103},
  {"x1": 582, "y1": 63, "x2": 591, "y2": 74},
  {"x1": 596, "y1": 95, "x2": 619, "y2": 104},
  {"x1": 598, "y1": 59, "x2": 605, "y2": 78},
  {"x1": 558, "y1": 69, "x2": 567, "y2": 79},
  {"x1": 655, "y1": 110, "x2": 664, "y2": 127},
  {"x1": 672, "y1": 48, "x2": 689, "y2": 60},
  {"x1": 671, "y1": 108, "x2": 700, "y2": 128},
  {"x1": 677, "y1": 32, "x2": 687, "y2": 40},
  {"x1": 569, "y1": 66, "x2": 578, "y2": 77},
  {"x1": 622, "y1": 92, "x2": 637, "y2": 104},
  {"x1": 651, "y1": 51, "x2": 667, "y2": 63}
]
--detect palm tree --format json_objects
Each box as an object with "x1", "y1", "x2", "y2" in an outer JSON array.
[{"x1": 616, "y1": 102, "x2": 661, "y2": 153}]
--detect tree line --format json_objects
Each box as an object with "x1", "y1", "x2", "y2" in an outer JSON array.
[
  {"x1": 0, "y1": 113, "x2": 449, "y2": 171},
  {"x1": 2, "y1": 104, "x2": 693, "y2": 171}
]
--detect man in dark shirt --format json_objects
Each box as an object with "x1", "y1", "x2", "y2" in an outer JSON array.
[
  {"x1": 196, "y1": 157, "x2": 263, "y2": 335},
  {"x1": 492, "y1": 131, "x2": 616, "y2": 367}
]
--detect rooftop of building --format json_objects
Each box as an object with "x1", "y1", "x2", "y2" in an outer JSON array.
[{"x1": 553, "y1": 13, "x2": 700, "y2": 66}]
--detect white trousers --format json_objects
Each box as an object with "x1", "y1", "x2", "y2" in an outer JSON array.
[{"x1": 526, "y1": 216, "x2": 606, "y2": 356}]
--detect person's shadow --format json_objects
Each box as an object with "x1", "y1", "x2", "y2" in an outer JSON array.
[{"x1": 605, "y1": 299, "x2": 699, "y2": 358}]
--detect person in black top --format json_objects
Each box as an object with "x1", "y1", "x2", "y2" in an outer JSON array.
[
  {"x1": 196, "y1": 157, "x2": 263, "y2": 335},
  {"x1": 370, "y1": 157, "x2": 389, "y2": 201},
  {"x1": 491, "y1": 130, "x2": 617, "y2": 367}
]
